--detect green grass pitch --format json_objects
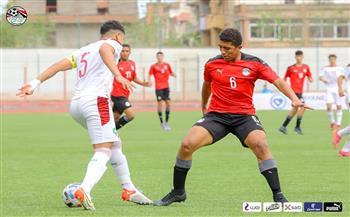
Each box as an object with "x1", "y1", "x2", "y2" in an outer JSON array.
[{"x1": 2, "y1": 110, "x2": 350, "y2": 216}]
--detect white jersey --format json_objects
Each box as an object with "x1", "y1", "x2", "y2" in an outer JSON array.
[
  {"x1": 68, "y1": 39, "x2": 122, "y2": 99},
  {"x1": 319, "y1": 66, "x2": 345, "y2": 92}
]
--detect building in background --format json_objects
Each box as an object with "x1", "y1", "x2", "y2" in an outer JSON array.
[
  {"x1": 196, "y1": 0, "x2": 350, "y2": 47},
  {"x1": 146, "y1": 0, "x2": 199, "y2": 47},
  {"x1": 10, "y1": 0, "x2": 139, "y2": 47}
]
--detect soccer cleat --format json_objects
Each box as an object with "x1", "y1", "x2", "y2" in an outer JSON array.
[
  {"x1": 153, "y1": 189, "x2": 186, "y2": 206},
  {"x1": 278, "y1": 126, "x2": 287, "y2": 135},
  {"x1": 121, "y1": 188, "x2": 153, "y2": 205},
  {"x1": 273, "y1": 192, "x2": 288, "y2": 203},
  {"x1": 294, "y1": 127, "x2": 303, "y2": 135},
  {"x1": 161, "y1": 123, "x2": 166, "y2": 130},
  {"x1": 74, "y1": 187, "x2": 96, "y2": 211},
  {"x1": 338, "y1": 150, "x2": 350, "y2": 157},
  {"x1": 332, "y1": 130, "x2": 341, "y2": 149},
  {"x1": 164, "y1": 122, "x2": 172, "y2": 131}
]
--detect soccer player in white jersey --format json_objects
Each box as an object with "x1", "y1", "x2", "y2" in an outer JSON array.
[
  {"x1": 319, "y1": 54, "x2": 345, "y2": 129},
  {"x1": 333, "y1": 64, "x2": 350, "y2": 157},
  {"x1": 16, "y1": 20, "x2": 152, "y2": 210}
]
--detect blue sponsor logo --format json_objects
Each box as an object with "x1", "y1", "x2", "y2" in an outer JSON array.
[
  {"x1": 270, "y1": 94, "x2": 287, "y2": 110},
  {"x1": 304, "y1": 202, "x2": 322, "y2": 212}
]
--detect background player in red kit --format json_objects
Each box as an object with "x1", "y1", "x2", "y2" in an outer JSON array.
[
  {"x1": 154, "y1": 28, "x2": 311, "y2": 206},
  {"x1": 148, "y1": 51, "x2": 176, "y2": 130},
  {"x1": 279, "y1": 50, "x2": 312, "y2": 135},
  {"x1": 111, "y1": 44, "x2": 150, "y2": 130}
]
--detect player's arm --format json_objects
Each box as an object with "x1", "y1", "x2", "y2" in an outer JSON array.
[
  {"x1": 283, "y1": 68, "x2": 290, "y2": 82},
  {"x1": 273, "y1": 78, "x2": 312, "y2": 109},
  {"x1": 147, "y1": 67, "x2": 153, "y2": 86},
  {"x1": 307, "y1": 67, "x2": 313, "y2": 82},
  {"x1": 169, "y1": 64, "x2": 176, "y2": 78},
  {"x1": 99, "y1": 43, "x2": 134, "y2": 91},
  {"x1": 338, "y1": 74, "x2": 346, "y2": 97},
  {"x1": 16, "y1": 58, "x2": 72, "y2": 97},
  {"x1": 319, "y1": 69, "x2": 327, "y2": 83},
  {"x1": 201, "y1": 81, "x2": 211, "y2": 114},
  {"x1": 133, "y1": 76, "x2": 150, "y2": 87}
]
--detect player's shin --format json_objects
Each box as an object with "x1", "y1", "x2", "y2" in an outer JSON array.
[
  {"x1": 165, "y1": 108, "x2": 170, "y2": 122},
  {"x1": 115, "y1": 116, "x2": 130, "y2": 130},
  {"x1": 110, "y1": 141, "x2": 135, "y2": 190},
  {"x1": 173, "y1": 157, "x2": 191, "y2": 194},
  {"x1": 338, "y1": 126, "x2": 350, "y2": 136},
  {"x1": 296, "y1": 116, "x2": 303, "y2": 128},
  {"x1": 336, "y1": 110, "x2": 343, "y2": 126},
  {"x1": 80, "y1": 147, "x2": 111, "y2": 195},
  {"x1": 282, "y1": 115, "x2": 292, "y2": 127},
  {"x1": 259, "y1": 159, "x2": 286, "y2": 202}
]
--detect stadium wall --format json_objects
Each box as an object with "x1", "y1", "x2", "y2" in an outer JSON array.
[{"x1": 2, "y1": 47, "x2": 350, "y2": 101}]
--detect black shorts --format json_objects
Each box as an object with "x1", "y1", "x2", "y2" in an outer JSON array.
[
  {"x1": 111, "y1": 96, "x2": 132, "y2": 114},
  {"x1": 295, "y1": 93, "x2": 305, "y2": 103},
  {"x1": 155, "y1": 88, "x2": 170, "y2": 101},
  {"x1": 194, "y1": 112, "x2": 265, "y2": 148}
]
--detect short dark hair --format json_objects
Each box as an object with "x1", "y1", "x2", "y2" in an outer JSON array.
[
  {"x1": 100, "y1": 20, "x2": 125, "y2": 35},
  {"x1": 218, "y1": 28, "x2": 242, "y2": 47},
  {"x1": 329, "y1": 54, "x2": 337, "y2": 59},
  {"x1": 122, "y1": 44, "x2": 130, "y2": 49},
  {"x1": 156, "y1": 51, "x2": 164, "y2": 55},
  {"x1": 295, "y1": 50, "x2": 303, "y2": 56}
]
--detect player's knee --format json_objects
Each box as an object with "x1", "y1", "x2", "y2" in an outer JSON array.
[
  {"x1": 180, "y1": 139, "x2": 195, "y2": 154},
  {"x1": 251, "y1": 141, "x2": 269, "y2": 155}
]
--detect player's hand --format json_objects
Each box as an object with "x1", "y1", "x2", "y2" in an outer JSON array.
[
  {"x1": 116, "y1": 75, "x2": 135, "y2": 92},
  {"x1": 16, "y1": 84, "x2": 34, "y2": 97},
  {"x1": 339, "y1": 90, "x2": 346, "y2": 97},
  {"x1": 292, "y1": 99, "x2": 313, "y2": 110},
  {"x1": 172, "y1": 73, "x2": 177, "y2": 78}
]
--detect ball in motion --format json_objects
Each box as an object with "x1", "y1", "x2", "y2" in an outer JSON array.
[{"x1": 62, "y1": 183, "x2": 82, "y2": 208}]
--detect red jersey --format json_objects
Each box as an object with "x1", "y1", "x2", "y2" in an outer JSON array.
[
  {"x1": 149, "y1": 62, "x2": 173, "y2": 90},
  {"x1": 111, "y1": 60, "x2": 136, "y2": 97},
  {"x1": 284, "y1": 64, "x2": 312, "y2": 94},
  {"x1": 205, "y1": 53, "x2": 279, "y2": 115}
]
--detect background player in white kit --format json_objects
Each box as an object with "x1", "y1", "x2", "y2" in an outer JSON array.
[
  {"x1": 319, "y1": 54, "x2": 345, "y2": 129},
  {"x1": 16, "y1": 20, "x2": 152, "y2": 210},
  {"x1": 333, "y1": 64, "x2": 350, "y2": 157}
]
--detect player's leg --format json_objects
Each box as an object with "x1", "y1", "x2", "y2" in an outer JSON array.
[
  {"x1": 294, "y1": 107, "x2": 305, "y2": 135},
  {"x1": 164, "y1": 98, "x2": 171, "y2": 130},
  {"x1": 279, "y1": 106, "x2": 298, "y2": 134},
  {"x1": 110, "y1": 139, "x2": 153, "y2": 204},
  {"x1": 154, "y1": 114, "x2": 230, "y2": 206},
  {"x1": 333, "y1": 125, "x2": 350, "y2": 149},
  {"x1": 115, "y1": 98, "x2": 133, "y2": 130},
  {"x1": 156, "y1": 89, "x2": 165, "y2": 127},
  {"x1": 326, "y1": 92, "x2": 336, "y2": 128},
  {"x1": 244, "y1": 130, "x2": 288, "y2": 202},
  {"x1": 335, "y1": 103, "x2": 342, "y2": 129},
  {"x1": 70, "y1": 96, "x2": 117, "y2": 210}
]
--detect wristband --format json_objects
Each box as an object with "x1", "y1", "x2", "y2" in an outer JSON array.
[{"x1": 29, "y1": 79, "x2": 41, "y2": 91}]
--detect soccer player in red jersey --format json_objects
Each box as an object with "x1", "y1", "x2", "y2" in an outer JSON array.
[
  {"x1": 111, "y1": 44, "x2": 150, "y2": 130},
  {"x1": 148, "y1": 51, "x2": 176, "y2": 130},
  {"x1": 154, "y1": 28, "x2": 311, "y2": 206},
  {"x1": 279, "y1": 50, "x2": 313, "y2": 135}
]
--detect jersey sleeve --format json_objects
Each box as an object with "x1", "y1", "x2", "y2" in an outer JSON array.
[
  {"x1": 148, "y1": 65, "x2": 154, "y2": 76},
  {"x1": 67, "y1": 50, "x2": 80, "y2": 69},
  {"x1": 167, "y1": 63, "x2": 173, "y2": 74},
  {"x1": 283, "y1": 67, "x2": 291, "y2": 81},
  {"x1": 204, "y1": 63, "x2": 212, "y2": 82},
  {"x1": 258, "y1": 62, "x2": 279, "y2": 83},
  {"x1": 105, "y1": 39, "x2": 122, "y2": 57},
  {"x1": 306, "y1": 65, "x2": 312, "y2": 78}
]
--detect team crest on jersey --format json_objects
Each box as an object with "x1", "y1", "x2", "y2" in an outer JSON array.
[
  {"x1": 119, "y1": 66, "x2": 124, "y2": 70},
  {"x1": 131, "y1": 65, "x2": 134, "y2": 71},
  {"x1": 303, "y1": 68, "x2": 307, "y2": 72},
  {"x1": 242, "y1": 68, "x2": 250, "y2": 76},
  {"x1": 293, "y1": 69, "x2": 297, "y2": 73},
  {"x1": 216, "y1": 69, "x2": 223, "y2": 74}
]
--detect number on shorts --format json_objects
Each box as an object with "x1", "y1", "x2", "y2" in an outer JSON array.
[{"x1": 78, "y1": 52, "x2": 90, "y2": 78}]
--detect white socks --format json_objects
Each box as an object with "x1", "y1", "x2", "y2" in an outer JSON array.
[
  {"x1": 327, "y1": 111, "x2": 335, "y2": 124},
  {"x1": 110, "y1": 141, "x2": 136, "y2": 190},
  {"x1": 80, "y1": 148, "x2": 111, "y2": 195},
  {"x1": 341, "y1": 141, "x2": 350, "y2": 152},
  {"x1": 336, "y1": 110, "x2": 343, "y2": 126},
  {"x1": 338, "y1": 126, "x2": 350, "y2": 137}
]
